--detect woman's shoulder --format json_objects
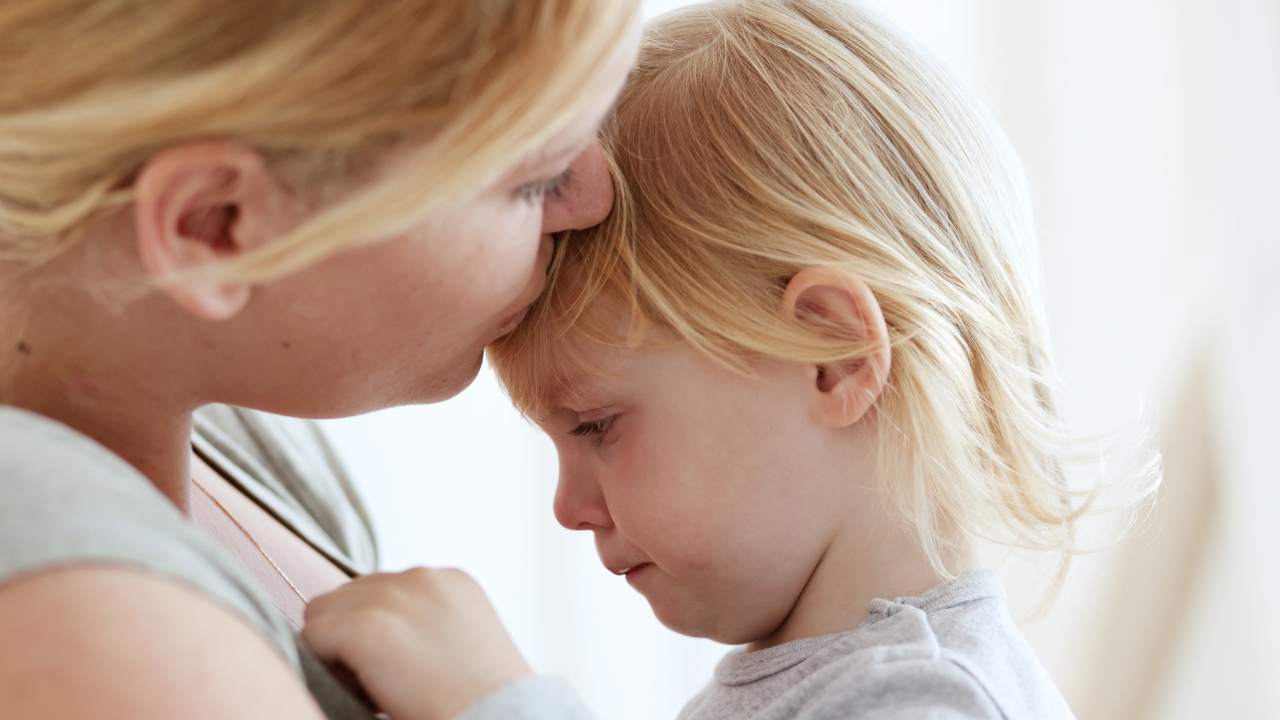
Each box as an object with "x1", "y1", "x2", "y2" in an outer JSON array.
[
  {"x1": 0, "y1": 565, "x2": 327, "y2": 719},
  {"x1": 0, "y1": 405, "x2": 298, "y2": 668},
  {"x1": 0, "y1": 404, "x2": 141, "y2": 497}
]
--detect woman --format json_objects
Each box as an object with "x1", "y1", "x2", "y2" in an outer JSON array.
[{"x1": 0, "y1": 1, "x2": 640, "y2": 717}]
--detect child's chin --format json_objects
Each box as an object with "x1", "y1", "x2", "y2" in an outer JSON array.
[
  {"x1": 651, "y1": 608, "x2": 715, "y2": 639},
  {"x1": 646, "y1": 597, "x2": 743, "y2": 643},
  {"x1": 639, "y1": 590, "x2": 704, "y2": 638}
]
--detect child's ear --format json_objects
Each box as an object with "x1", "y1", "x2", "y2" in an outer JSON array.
[
  {"x1": 780, "y1": 266, "x2": 891, "y2": 428},
  {"x1": 132, "y1": 140, "x2": 296, "y2": 321}
]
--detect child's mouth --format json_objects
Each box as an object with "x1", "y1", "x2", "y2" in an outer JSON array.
[
  {"x1": 608, "y1": 561, "x2": 652, "y2": 576},
  {"x1": 622, "y1": 562, "x2": 652, "y2": 580}
]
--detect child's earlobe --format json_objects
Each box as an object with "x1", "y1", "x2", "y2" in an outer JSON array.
[{"x1": 780, "y1": 266, "x2": 891, "y2": 428}]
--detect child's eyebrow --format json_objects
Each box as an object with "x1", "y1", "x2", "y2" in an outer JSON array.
[{"x1": 549, "y1": 371, "x2": 617, "y2": 413}]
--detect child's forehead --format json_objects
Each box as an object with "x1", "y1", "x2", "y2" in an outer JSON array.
[
  {"x1": 524, "y1": 319, "x2": 683, "y2": 420},
  {"x1": 503, "y1": 270, "x2": 681, "y2": 421},
  {"x1": 538, "y1": 331, "x2": 630, "y2": 405}
]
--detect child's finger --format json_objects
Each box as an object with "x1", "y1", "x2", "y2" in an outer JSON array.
[
  {"x1": 300, "y1": 566, "x2": 531, "y2": 720},
  {"x1": 304, "y1": 570, "x2": 427, "y2": 623}
]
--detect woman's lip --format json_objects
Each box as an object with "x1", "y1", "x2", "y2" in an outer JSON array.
[{"x1": 493, "y1": 305, "x2": 531, "y2": 338}]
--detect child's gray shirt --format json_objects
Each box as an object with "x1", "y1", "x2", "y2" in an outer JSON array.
[
  {"x1": 458, "y1": 571, "x2": 1072, "y2": 720},
  {"x1": 676, "y1": 571, "x2": 1073, "y2": 720}
]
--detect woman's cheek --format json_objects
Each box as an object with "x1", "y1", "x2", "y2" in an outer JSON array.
[
  {"x1": 481, "y1": 230, "x2": 546, "y2": 309},
  {"x1": 434, "y1": 191, "x2": 541, "y2": 301}
]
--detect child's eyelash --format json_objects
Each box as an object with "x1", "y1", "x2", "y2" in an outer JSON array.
[
  {"x1": 516, "y1": 168, "x2": 573, "y2": 204},
  {"x1": 570, "y1": 416, "x2": 614, "y2": 438}
]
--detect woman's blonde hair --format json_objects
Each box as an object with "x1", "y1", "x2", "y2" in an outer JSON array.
[
  {"x1": 491, "y1": 0, "x2": 1160, "y2": 579},
  {"x1": 0, "y1": 0, "x2": 638, "y2": 281}
]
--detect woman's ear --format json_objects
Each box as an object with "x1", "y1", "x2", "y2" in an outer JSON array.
[
  {"x1": 132, "y1": 140, "x2": 296, "y2": 321},
  {"x1": 780, "y1": 266, "x2": 891, "y2": 428}
]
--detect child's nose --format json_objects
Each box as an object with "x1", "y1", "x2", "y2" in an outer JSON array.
[{"x1": 553, "y1": 458, "x2": 614, "y2": 532}]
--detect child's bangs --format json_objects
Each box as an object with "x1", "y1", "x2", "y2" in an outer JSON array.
[{"x1": 488, "y1": 221, "x2": 642, "y2": 425}]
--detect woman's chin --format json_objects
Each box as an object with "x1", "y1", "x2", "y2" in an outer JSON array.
[
  {"x1": 318, "y1": 349, "x2": 486, "y2": 414},
  {"x1": 414, "y1": 350, "x2": 485, "y2": 404}
]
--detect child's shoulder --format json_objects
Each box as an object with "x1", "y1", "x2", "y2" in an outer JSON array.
[
  {"x1": 678, "y1": 572, "x2": 1075, "y2": 720},
  {"x1": 812, "y1": 571, "x2": 1074, "y2": 720}
]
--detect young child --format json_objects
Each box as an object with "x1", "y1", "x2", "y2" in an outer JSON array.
[{"x1": 303, "y1": 1, "x2": 1159, "y2": 718}]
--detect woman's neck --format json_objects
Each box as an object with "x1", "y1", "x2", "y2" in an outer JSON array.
[{"x1": 1, "y1": 289, "x2": 200, "y2": 512}]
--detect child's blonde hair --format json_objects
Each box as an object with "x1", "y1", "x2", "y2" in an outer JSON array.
[
  {"x1": 0, "y1": 0, "x2": 637, "y2": 282},
  {"x1": 490, "y1": 0, "x2": 1159, "y2": 579}
]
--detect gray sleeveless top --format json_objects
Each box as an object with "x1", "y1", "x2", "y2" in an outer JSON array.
[{"x1": 0, "y1": 404, "x2": 377, "y2": 719}]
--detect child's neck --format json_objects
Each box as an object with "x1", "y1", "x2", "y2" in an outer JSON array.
[{"x1": 746, "y1": 516, "x2": 973, "y2": 652}]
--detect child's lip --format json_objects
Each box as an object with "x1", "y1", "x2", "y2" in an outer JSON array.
[{"x1": 607, "y1": 561, "x2": 652, "y2": 576}]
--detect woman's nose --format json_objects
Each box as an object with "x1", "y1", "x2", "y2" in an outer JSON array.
[
  {"x1": 541, "y1": 139, "x2": 614, "y2": 235},
  {"x1": 553, "y1": 453, "x2": 614, "y2": 532}
]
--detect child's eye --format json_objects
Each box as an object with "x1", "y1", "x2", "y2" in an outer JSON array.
[
  {"x1": 570, "y1": 416, "x2": 614, "y2": 442},
  {"x1": 515, "y1": 168, "x2": 573, "y2": 205}
]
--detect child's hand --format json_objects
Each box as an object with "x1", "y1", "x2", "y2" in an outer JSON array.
[{"x1": 302, "y1": 568, "x2": 532, "y2": 720}]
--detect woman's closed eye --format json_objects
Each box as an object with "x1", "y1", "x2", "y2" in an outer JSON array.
[{"x1": 515, "y1": 168, "x2": 573, "y2": 204}]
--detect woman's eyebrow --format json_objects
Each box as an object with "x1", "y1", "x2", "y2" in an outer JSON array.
[
  {"x1": 524, "y1": 141, "x2": 587, "y2": 175},
  {"x1": 524, "y1": 111, "x2": 606, "y2": 172}
]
